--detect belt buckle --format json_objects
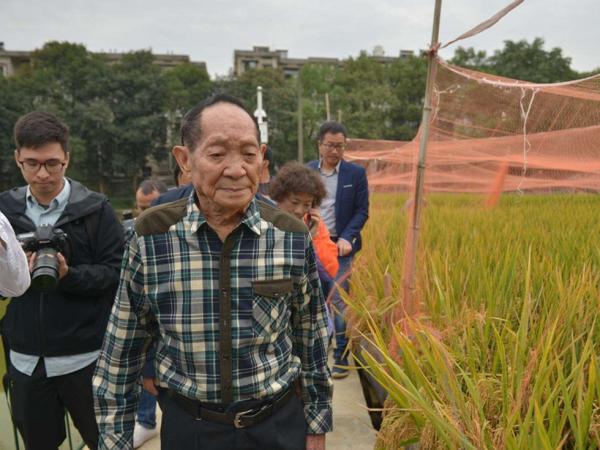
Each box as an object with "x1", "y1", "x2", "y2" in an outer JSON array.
[{"x1": 233, "y1": 409, "x2": 254, "y2": 429}]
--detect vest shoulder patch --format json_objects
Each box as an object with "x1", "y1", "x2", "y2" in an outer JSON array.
[
  {"x1": 257, "y1": 200, "x2": 308, "y2": 233},
  {"x1": 135, "y1": 198, "x2": 188, "y2": 235}
]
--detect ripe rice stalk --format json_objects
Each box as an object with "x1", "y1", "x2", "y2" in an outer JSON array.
[{"x1": 346, "y1": 193, "x2": 600, "y2": 449}]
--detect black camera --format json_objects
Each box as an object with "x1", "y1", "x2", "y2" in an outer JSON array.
[
  {"x1": 17, "y1": 225, "x2": 68, "y2": 291},
  {"x1": 122, "y1": 210, "x2": 135, "y2": 242}
]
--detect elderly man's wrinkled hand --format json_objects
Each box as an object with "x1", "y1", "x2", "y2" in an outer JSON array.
[
  {"x1": 143, "y1": 377, "x2": 159, "y2": 396},
  {"x1": 306, "y1": 434, "x2": 325, "y2": 450}
]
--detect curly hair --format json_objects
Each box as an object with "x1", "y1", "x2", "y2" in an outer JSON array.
[{"x1": 270, "y1": 162, "x2": 327, "y2": 206}]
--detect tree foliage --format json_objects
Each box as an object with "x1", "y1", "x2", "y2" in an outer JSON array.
[
  {"x1": 0, "y1": 38, "x2": 585, "y2": 193},
  {"x1": 450, "y1": 37, "x2": 578, "y2": 83},
  {"x1": 0, "y1": 42, "x2": 209, "y2": 192}
]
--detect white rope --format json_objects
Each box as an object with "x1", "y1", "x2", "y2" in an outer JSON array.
[
  {"x1": 439, "y1": 58, "x2": 600, "y2": 89},
  {"x1": 517, "y1": 87, "x2": 538, "y2": 193}
]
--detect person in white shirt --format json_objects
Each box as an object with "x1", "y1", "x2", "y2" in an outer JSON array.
[{"x1": 0, "y1": 211, "x2": 30, "y2": 297}]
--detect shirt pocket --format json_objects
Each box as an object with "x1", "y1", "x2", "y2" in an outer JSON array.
[{"x1": 251, "y1": 278, "x2": 293, "y2": 342}]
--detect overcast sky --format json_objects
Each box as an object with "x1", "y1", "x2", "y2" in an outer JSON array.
[{"x1": 1, "y1": 0, "x2": 598, "y2": 78}]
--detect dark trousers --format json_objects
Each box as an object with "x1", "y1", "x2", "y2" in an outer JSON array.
[
  {"x1": 325, "y1": 255, "x2": 353, "y2": 362},
  {"x1": 8, "y1": 359, "x2": 99, "y2": 450},
  {"x1": 159, "y1": 390, "x2": 307, "y2": 450}
]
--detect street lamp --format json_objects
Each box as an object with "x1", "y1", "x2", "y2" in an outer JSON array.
[{"x1": 254, "y1": 86, "x2": 268, "y2": 144}]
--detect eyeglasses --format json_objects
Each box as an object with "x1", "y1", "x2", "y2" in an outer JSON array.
[
  {"x1": 321, "y1": 142, "x2": 347, "y2": 151},
  {"x1": 18, "y1": 159, "x2": 67, "y2": 174}
]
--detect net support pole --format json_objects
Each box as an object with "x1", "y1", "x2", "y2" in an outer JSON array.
[{"x1": 399, "y1": 0, "x2": 442, "y2": 323}]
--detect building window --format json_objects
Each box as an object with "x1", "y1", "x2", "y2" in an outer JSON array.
[
  {"x1": 0, "y1": 64, "x2": 7, "y2": 77},
  {"x1": 243, "y1": 60, "x2": 258, "y2": 71},
  {"x1": 284, "y1": 68, "x2": 299, "y2": 78}
]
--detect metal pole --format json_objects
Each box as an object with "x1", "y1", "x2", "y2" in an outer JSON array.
[
  {"x1": 325, "y1": 93, "x2": 331, "y2": 121},
  {"x1": 401, "y1": 0, "x2": 442, "y2": 320},
  {"x1": 297, "y1": 80, "x2": 304, "y2": 163}
]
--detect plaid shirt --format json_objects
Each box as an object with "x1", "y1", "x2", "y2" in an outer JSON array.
[{"x1": 93, "y1": 196, "x2": 333, "y2": 449}]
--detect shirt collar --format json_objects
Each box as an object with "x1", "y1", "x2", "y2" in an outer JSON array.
[
  {"x1": 186, "y1": 192, "x2": 262, "y2": 236},
  {"x1": 26, "y1": 178, "x2": 70, "y2": 210},
  {"x1": 318, "y1": 159, "x2": 341, "y2": 175}
]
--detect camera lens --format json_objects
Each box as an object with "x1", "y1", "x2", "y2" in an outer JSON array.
[{"x1": 31, "y1": 248, "x2": 60, "y2": 291}]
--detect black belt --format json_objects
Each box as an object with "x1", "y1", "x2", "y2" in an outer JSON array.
[{"x1": 167, "y1": 388, "x2": 295, "y2": 429}]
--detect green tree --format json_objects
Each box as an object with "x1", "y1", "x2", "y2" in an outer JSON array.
[
  {"x1": 105, "y1": 51, "x2": 167, "y2": 191},
  {"x1": 0, "y1": 42, "x2": 109, "y2": 189},
  {"x1": 449, "y1": 47, "x2": 489, "y2": 71},
  {"x1": 489, "y1": 38, "x2": 577, "y2": 83},
  {"x1": 163, "y1": 63, "x2": 211, "y2": 148},
  {"x1": 387, "y1": 56, "x2": 427, "y2": 140},
  {"x1": 451, "y1": 38, "x2": 578, "y2": 83},
  {"x1": 0, "y1": 75, "x2": 37, "y2": 188}
]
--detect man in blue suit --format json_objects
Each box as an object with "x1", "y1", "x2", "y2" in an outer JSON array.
[{"x1": 307, "y1": 121, "x2": 369, "y2": 379}]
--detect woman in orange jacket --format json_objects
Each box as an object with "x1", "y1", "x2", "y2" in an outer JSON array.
[{"x1": 269, "y1": 162, "x2": 339, "y2": 280}]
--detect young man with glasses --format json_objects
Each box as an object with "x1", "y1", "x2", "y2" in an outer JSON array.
[
  {"x1": 0, "y1": 111, "x2": 124, "y2": 450},
  {"x1": 307, "y1": 121, "x2": 369, "y2": 379}
]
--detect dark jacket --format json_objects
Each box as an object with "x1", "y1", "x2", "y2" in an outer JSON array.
[
  {"x1": 152, "y1": 184, "x2": 276, "y2": 207},
  {"x1": 306, "y1": 159, "x2": 369, "y2": 257},
  {"x1": 0, "y1": 179, "x2": 124, "y2": 356},
  {"x1": 152, "y1": 184, "x2": 194, "y2": 206}
]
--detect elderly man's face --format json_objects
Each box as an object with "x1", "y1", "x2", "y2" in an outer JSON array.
[{"x1": 185, "y1": 103, "x2": 264, "y2": 214}]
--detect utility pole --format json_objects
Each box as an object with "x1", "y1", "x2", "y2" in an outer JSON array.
[{"x1": 297, "y1": 80, "x2": 304, "y2": 163}]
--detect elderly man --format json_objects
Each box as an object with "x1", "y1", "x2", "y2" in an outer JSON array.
[{"x1": 93, "y1": 94, "x2": 332, "y2": 450}]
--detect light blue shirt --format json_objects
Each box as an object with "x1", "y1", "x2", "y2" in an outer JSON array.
[
  {"x1": 11, "y1": 179, "x2": 100, "y2": 377},
  {"x1": 24, "y1": 178, "x2": 71, "y2": 226},
  {"x1": 318, "y1": 160, "x2": 341, "y2": 237}
]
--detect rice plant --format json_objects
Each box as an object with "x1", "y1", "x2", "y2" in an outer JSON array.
[{"x1": 346, "y1": 193, "x2": 600, "y2": 449}]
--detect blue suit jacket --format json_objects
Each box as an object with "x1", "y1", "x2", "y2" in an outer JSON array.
[{"x1": 307, "y1": 159, "x2": 369, "y2": 257}]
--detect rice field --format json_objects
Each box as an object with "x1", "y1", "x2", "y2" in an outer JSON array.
[{"x1": 347, "y1": 193, "x2": 600, "y2": 449}]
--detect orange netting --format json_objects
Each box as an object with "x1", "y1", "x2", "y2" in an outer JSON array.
[{"x1": 346, "y1": 58, "x2": 600, "y2": 193}]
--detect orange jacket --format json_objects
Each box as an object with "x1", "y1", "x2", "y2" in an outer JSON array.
[{"x1": 310, "y1": 218, "x2": 339, "y2": 279}]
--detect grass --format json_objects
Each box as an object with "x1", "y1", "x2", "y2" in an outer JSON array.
[{"x1": 346, "y1": 193, "x2": 600, "y2": 449}]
